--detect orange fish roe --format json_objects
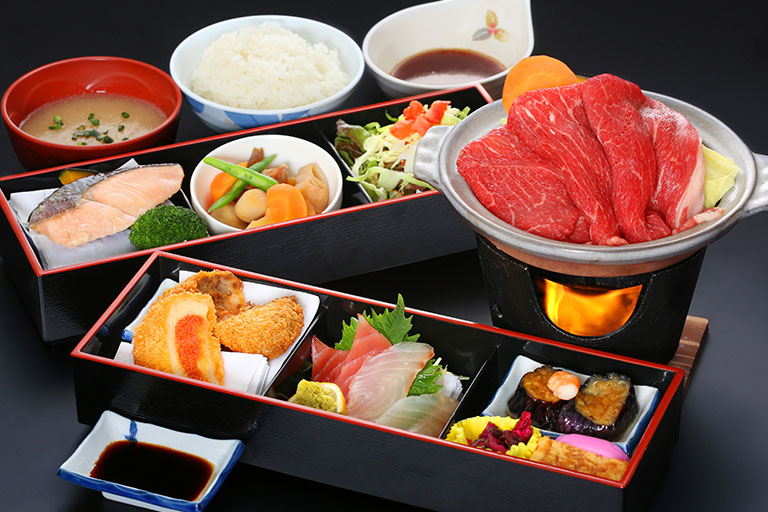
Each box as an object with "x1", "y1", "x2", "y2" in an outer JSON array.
[{"x1": 174, "y1": 315, "x2": 205, "y2": 381}]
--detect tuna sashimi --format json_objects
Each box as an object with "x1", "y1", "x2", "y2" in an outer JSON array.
[
  {"x1": 310, "y1": 336, "x2": 347, "y2": 383},
  {"x1": 457, "y1": 124, "x2": 588, "y2": 243},
  {"x1": 334, "y1": 316, "x2": 392, "y2": 397},
  {"x1": 640, "y1": 98, "x2": 707, "y2": 229},
  {"x1": 28, "y1": 164, "x2": 183, "y2": 248},
  {"x1": 346, "y1": 342, "x2": 434, "y2": 421},
  {"x1": 582, "y1": 74, "x2": 672, "y2": 243},
  {"x1": 375, "y1": 393, "x2": 459, "y2": 437},
  {"x1": 507, "y1": 83, "x2": 625, "y2": 246}
]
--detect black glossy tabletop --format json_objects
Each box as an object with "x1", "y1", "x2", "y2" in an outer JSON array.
[{"x1": 1, "y1": 1, "x2": 766, "y2": 510}]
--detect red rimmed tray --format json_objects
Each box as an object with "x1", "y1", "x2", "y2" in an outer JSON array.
[
  {"x1": 0, "y1": 86, "x2": 491, "y2": 343},
  {"x1": 70, "y1": 251, "x2": 684, "y2": 512}
]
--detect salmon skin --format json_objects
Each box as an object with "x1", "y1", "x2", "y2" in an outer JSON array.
[{"x1": 28, "y1": 163, "x2": 184, "y2": 248}]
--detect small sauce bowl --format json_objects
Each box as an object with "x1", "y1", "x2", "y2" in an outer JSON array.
[
  {"x1": 363, "y1": 0, "x2": 534, "y2": 99},
  {"x1": 2, "y1": 56, "x2": 182, "y2": 170}
]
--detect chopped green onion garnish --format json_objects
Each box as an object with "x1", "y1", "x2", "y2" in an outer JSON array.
[
  {"x1": 118, "y1": 124, "x2": 124, "y2": 132},
  {"x1": 101, "y1": 135, "x2": 114, "y2": 143},
  {"x1": 122, "y1": 137, "x2": 129, "y2": 141},
  {"x1": 89, "y1": 117, "x2": 100, "y2": 126},
  {"x1": 121, "y1": 112, "x2": 130, "y2": 118}
]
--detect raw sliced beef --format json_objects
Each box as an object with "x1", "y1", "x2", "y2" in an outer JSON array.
[
  {"x1": 640, "y1": 98, "x2": 707, "y2": 229},
  {"x1": 456, "y1": 73, "x2": 722, "y2": 245},
  {"x1": 507, "y1": 83, "x2": 626, "y2": 246},
  {"x1": 457, "y1": 124, "x2": 588, "y2": 243},
  {"x1": 582, "y1": 74, "x2": 672, "y2": 242}
]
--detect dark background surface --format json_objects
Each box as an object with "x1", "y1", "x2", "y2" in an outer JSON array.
[{"x1": 1, "y1": 1, "x2": 766, "y2": 510}]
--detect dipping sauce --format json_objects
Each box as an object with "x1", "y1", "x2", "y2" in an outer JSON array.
[
  {"x1": 90, "y1": 440, "x2": 214, "y2": 501},
  {"x1": 21, "y1": 94, "x2": 166, "y2": 146},
  {"x1": 391, "y1": 48, "x2": 505, "y2": 86}
]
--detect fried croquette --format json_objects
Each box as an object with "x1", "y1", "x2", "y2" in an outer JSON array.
[
  {"x1": 133, "y1": 291, "x2": 225, "y2": 385},
  {"x1": 214, "y1": 295, "x2": 304, "y2": 359},
  {"x1": 161, "y1": 270, "x2": 245, "y2": 320}
]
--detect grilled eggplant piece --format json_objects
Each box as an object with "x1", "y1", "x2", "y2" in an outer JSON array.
[
  {"x1": 556, "y1": 373, "x2": 638, "y2": 440},
  {"x1": 507, "y1": 365, "x2": 566, "y2": 430}
]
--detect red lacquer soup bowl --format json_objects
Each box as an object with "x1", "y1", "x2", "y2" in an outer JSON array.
[{"x1": 2, "y1": 56, "x2": 182, "y2": 170}]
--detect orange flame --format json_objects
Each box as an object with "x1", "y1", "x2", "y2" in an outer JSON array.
[{"x1": 538, "y1": 278, "x2": 642, "y2": 337}]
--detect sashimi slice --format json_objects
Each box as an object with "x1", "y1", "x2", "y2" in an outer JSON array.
[
  {"x1": 310, "y1": 336, "x2": 347, "y2": 383},
  {"x1": 346, "y1": 342, "x2": 434, "y2": 421},
  {"x1": 641, "y1": 98, "x2": 707, "y2": 229},
  {"x1": 375, "y1": 393, "x2": 459, "y2": 437},
  {"x1": 334, "y1": 316, "x2": 392, "y2": 397}
]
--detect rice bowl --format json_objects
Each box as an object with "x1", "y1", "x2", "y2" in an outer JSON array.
[
  {"x1": 170, "y1": 15, "x2": 364, "y2": 133},
  {"x1": 190, "y1": 23, "x2": 349, "y2": 111}
]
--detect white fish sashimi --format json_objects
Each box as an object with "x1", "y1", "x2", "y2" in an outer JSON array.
[
  {"x1": 375, "y1": 393, "x2": 459, "y2": 437},
  {"x1": 346, "y1": 342, "x2": 434, "y2": 421}
]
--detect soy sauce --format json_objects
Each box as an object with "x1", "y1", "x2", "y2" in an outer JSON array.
[
  {"x1": 391, "y1": 48, "x2": 505, "y2": 86},
  {"x1": 90, "y1": 440, "x2": 214, "y2": 501}
]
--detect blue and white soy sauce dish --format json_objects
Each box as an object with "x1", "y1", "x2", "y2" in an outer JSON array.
[{"x1": 58, "y1": 410, "x2": 243, "y2": 511}]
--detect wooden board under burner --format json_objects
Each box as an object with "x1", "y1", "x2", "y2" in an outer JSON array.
[{"x1": 669, "y1": 316, "x2": 708, "y2": 392}]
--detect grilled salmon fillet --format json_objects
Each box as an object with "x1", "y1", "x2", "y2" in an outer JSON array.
[{"x1": 28, "y1": 163, "x2": 183, "y2": 248}]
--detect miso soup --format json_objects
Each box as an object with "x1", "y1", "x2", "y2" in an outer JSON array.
[{"x1": 21, "y1": 94, "x2": 166, "y2": 146}]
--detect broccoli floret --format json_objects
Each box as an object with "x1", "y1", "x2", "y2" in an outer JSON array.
[{"x1": 129, "y1": 205, "x2": 209, "y2": 250}]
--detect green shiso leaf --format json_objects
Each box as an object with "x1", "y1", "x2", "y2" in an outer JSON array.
[{"x1": 408, "y1": 359, "x2": 443, "y2": 396}]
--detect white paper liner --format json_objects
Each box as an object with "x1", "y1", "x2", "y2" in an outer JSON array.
[
  {"x1": 7, "y1": 159, "x2": 160, "y2": 270},
  {"x1": 119, "y1": 271, "x2": 320, "y2": 395}
]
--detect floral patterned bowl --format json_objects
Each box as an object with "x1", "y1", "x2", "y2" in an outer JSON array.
[{"x1": 363, "y1": 0, "x2": 534, "y2": 99}]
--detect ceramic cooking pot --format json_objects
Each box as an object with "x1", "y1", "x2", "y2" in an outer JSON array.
[{"x1": 413, "y1": 93, "x2": 768, "y2": 277}]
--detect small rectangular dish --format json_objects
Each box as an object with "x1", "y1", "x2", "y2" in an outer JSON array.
[{"x1": 57, "y1": 410, "x2": 243, "y2": 512}]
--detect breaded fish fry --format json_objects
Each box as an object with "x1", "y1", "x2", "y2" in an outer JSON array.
[
  {"x1": 133, "y1": 291, "x2": 225, "y2": 385},
  {"x1": 161, "y1": 269, "x2": 245, "y2": 320},
  {"x1": 214, "y1": 296, "x2": 304, "y2": 359}
]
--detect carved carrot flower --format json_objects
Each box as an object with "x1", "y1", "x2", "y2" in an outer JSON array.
[{"x1": 473, "y1": 10, "x2": 510, "y2": 42}]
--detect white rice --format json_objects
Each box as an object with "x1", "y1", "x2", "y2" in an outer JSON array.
[{"x1": 190, "y1": 23, "x2": 349, "y2": 110}]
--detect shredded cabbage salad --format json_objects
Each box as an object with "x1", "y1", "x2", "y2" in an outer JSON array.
[{"x1": 335, "y1": 100, "x2": 470, "y2": 202}]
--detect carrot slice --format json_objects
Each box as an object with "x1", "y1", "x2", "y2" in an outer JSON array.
[
  {"x1": 250, "y1": 184, "x2": 308, "y2": 227},
  {"x1": 501, "y1": 55, "x2": 580, "y2": 112}
]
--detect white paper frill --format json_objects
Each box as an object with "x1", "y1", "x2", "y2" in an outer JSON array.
[
  {"x1": 118, "y1": 271, "x2": 320, "y2": 396},
  {"x1": 7, "y1": 159, "x2": 158, "y2": 270}
]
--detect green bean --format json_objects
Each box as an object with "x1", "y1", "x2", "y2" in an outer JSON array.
[
  {"x1": 208, "y1": 179, "x2": 247, "y2": 213},
  {"x1": 203, "y1": 155, "x2": 278, "y2": 190},
  {"x1": 205, "y1": 154, "x2": 278, "y2": 213}
]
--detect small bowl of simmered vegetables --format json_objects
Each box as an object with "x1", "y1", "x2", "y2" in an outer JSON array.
[{"x1": 190, "y1": 134, "x2": 343, "y2": 235}]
